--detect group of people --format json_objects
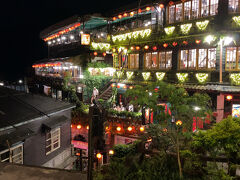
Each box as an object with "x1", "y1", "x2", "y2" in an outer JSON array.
[{"x1": 113, "y1": 102, "x2": 134, "y2": 112}]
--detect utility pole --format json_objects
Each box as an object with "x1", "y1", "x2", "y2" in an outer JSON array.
[{"x1": 87, "y1": 106, "x2": 94, "y2": 180}]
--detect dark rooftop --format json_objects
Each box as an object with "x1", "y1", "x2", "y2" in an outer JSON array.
[{"x1": 0, "y1": 87, "x2": 75, "y2": 130}]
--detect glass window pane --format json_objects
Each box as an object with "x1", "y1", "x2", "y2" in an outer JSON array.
[
  {"x1": 201, "y1": 0, "x2": 209, "y2": 17},
  {"x1": 210, "y1": 0, "x2": 218, "y2": 16},
  {"x1": 166, "y1": 51, "x2": 172, "y2": 69},
  {"x1": 229, "y1": 0, "x2": 239, "y2": 13},
  {"x1": 199, "y1": 49, "x2": 207, "y2": 68},
  {"x1": 180, "y1": 50, "x2": 188, "y2": 69},
  {"x1": 145, "y1": 53, "x2": 151, "y2": 69},
  {"x1": 226, "y1": 47, "x2": 237, "y2": 70},
  {"x1": 159, "y1": 52, "x2": 166, "y2": 69},
  {"x1": 169, "y1": 5, "x2": 175, "y2": 23},
  {"x1": 135, "y1": 54, "x2": 139, "y2": 69},
  {"x1": 1, "y1": 151, "x2": 10, "y2": 162},
  {"x1": 208, "y1": 48, "x2": 216, "y2": 68},
  {"x1": 176, "y1": 3, "x2": 183, "y2": 22},
  {"x1": 151, "y1": 52, "x2": 158, "y2": 68},
  {"x1": 188, "y1": 49, "x2": 197, "y2": 68},
  {"x1": 12, "y1": 146, "x2": 22, "y2": 156},
  {"x1": 46, "y1": 132, "x2": 51, "y2": 139},
  {"x1": 184, "y1": 1, "x2": 191, "y2": 20},
  {"x1": 46, "y1": 146, "x2": 51, "y2": 153},
  {"x1": 122, "y1": 55, "x2": 128, "y2": 68},
  {"x1": 129, "y1": 54, "x2": 135, "y2": 69},
  {"x1": 192, "y1": 0, "x2": 199, "y2": 19}
]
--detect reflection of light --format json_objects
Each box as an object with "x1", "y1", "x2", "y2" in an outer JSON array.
[
  {"x1": 18, "y1": 80, "x2": 23, "y2": 84},
  {"x1": 205, "y1": 35, "x2": 215, "y2": 44},
  {"x1": 0, "y1": 82, "x2": 4, "y2": 86}
]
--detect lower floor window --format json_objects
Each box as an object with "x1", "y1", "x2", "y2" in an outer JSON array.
[
  {"x1": 46, "y1": 127, "x2": 61, "y2": 155},
  {"x1": 129, "y1": 54, "x2": 139, "y2": 69},
  {"x1": 226, "y1": 47, "x2": 240, "y2": 70},
  {"x1": 145, "y1": 51, "x2": 172, "y2": 70},
  {"x1": 0, "y1": 144, "x2": 23, "y2": 164}
]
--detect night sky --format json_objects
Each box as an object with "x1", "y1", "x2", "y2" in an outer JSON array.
[{"x1": 0, "y1": 0, "x2": 138, "y2": 82}]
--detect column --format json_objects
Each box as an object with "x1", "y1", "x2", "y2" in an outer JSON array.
[{"x1": 216, "y1": 93, "x2": 224, "y2": 123}]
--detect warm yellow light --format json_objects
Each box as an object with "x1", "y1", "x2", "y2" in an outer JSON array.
[
  {"x1": 116, "y1": 126, "x2": 121, "y2": 131},
  {"x1": 77, "y1": 125, "x2": 81, "y2": 129},
  {"x1": 109, "y1": 150, "x2": 114, "y2": 155},
  {"x1": 140, "y1": 126, "x2": 145, "y2": 132},
  {"x1": 96, "y1": 153, "x2": 102, "y2": 159},
  {"x1": 86, "y1": 125, "x2": 89, "y2": 130},
  {"x1": 127, "y1": 126, "x2": 133, "y2": 131},
  {"x1": 176, "y1": 120, "x2": 182, "y2": 126}
]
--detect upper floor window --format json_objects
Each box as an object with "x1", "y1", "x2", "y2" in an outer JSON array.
[
  {"x1": 145, "y1": 51, "x2": 172, "y2": 70},
  {"x1": 129, "y1": 54, "x2": 139, "y2": 69},
  {"x1": 180, "y1": 48, "x2": 216, "y2": 69},
  {"x1": 0, "y1": 144, "x2": 23, "y2": 164},
  {"x1": 168, "y1": 0, "x2": 218, "y2": 24},
  {"x1": 229, "y1": 0, "x2": 239, "y2": 13},
  {"x1": 226, "y1": 47, "x2": 240, "y2": 70},
  {"x1": 46, "y1": 127, "x2": 60, "y2": 155}
]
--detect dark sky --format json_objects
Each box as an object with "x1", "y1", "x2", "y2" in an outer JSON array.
[{"x1": 0, "y1": 0, "x2": 138, "y2": 81}]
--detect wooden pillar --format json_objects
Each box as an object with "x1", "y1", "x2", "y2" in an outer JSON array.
[{"x1": 216, "y1": 93, "x2": 224, "y2": 123}]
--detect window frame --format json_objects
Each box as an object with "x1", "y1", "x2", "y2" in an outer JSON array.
[
  {"x1": 179, "y1": 48, "x2": 216, "y2": 70},
  {"x1": 0, "y1": 144, "x2": 23, "y2": 164},
  {"x1": 46, "y1": 127, "x2": 61, "y2": 155},
  {"x1": 228, "y1": 0, "x2": 240, "y2": 13},
  {"x1": 128, "y1": 53, "x2": 139, "y2": 69},
  {"x1": 225, "y1": 46, "x2": 240, "y2": 71}
]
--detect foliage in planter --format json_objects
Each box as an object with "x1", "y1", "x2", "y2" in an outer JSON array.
[
  {"x1": 107, "y1": 109, "x2": 142, "y2": 119},
  {"x1": 87, "y1": 62, "x2": 111, "y2": 68}
]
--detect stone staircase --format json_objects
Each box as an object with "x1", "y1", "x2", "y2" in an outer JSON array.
[{"x1": 98, "y1": 85, "x2": 112, "y2": 101}]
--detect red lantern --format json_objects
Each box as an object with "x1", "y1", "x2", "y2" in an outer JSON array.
[
  {"x1": 172, "y1": 42, "x2": 178, "y2": 46},
  {"x1": 127, "y1": 126, "x2": 133, "y2": 132},
  {"x1": 130, "y1": 46, "x2": 135, "y2": 50},
  {"x1": 118, "y1": 14, "x2": 122, "y2": 19},
  {"x1": 195, "y1": 40, "x2": 201, "y2": 44},
  {"x1": 163, "y1": 43, "x2": 168, "y2": 48},
  {"x1": 113, "y1": 17, "x2": 117, "y2": 21},
  {"x1": 123, "y1": 13, "x2": 128, "y2": 17},
  {"x1": 116, "y1": 126, "x2": 121, "y2": 132},
  {"x1": 183, "y1": 41, "x2": 188, "y2": 45},
  {"x1": 169, "y1": 1, "x2": 174, "y2": 5},
  {"x1": 94, "y1": 52, "x2": 98, "y2": 56},
  {"x1": 130, "y1": 11, "x2": 134, "y2": 16},
  {"x1": 159, "y1": 4, "x2": 164, "y2": 9},
  {"x1": 138, "y1": 9, "x2": 142, "y2": 13},
  {"x1": 136, "y1": 46, "x2": 140, "y2": 50},
  {"x1": 152, "y1": 46, "x2": 157, "y2": 51}
]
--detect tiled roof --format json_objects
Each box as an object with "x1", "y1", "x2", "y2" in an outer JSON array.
[{"x1": 175, "y1": 84, "x2": 240, "y2": 92}]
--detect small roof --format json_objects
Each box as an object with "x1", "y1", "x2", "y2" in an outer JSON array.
[
  {"x1": 42, "y1": 115, "x2": 68, "y2": 130},
  {"x1": 0, "y1": 87, "x2": 75, "y2": 130}
]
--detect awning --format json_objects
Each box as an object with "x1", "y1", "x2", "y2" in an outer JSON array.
[{"x1": 42, "y1": 115, "x2": 68, "y2": 131}]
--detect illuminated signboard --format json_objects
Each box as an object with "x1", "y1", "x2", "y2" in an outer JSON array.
[
  {"x1": 232, "y1": 104, "x2": 240, "y2": 118},
  {"x1": 81, "y1": 34, "x2": 90, "y2": 45}
]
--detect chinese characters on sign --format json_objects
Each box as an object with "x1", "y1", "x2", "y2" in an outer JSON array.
[{"x1": 81, "y1": 34, "x2": 90, "y2": 45}]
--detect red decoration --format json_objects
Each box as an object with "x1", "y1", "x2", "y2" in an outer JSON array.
[
  {"x1": 159, "y1": 4, "x2": 164, "y2": 9},
  {"x1": 136, "y1": 46, "x2": 140, "y2": 50},
  {"x1": 169, "y1": 1, "x2": 174, "y2": 5},
  {"x1": 94, "y1": 52, "x2": 98, "y2": 56},
  {"x1": 32, "y1": 62, "x2": 61, "y2": 68},
  {"x1": 183, "y1": 41, "x2": 188, "y2": 45},
  {"x1": 123, "y1": 13, "x2": 128, "y2": 17},
  {"x1": 172, "y1": 42, "x2": 178, "y2": 46},
  {"x1": 44, "y1": 23, "x2": 80, "y2": 41},
  {"x1": 152, "y1": 46, "x2": 157, "y2": 51},
  {"x1": 118, "y1": 14, "x2": 122, "y2": 19},
  {"x1": 195, "y1": 40, "x2": 201, "y2": 44},
  {"x1": 138, "y1": 9, "x2": 142, "y2": 13},
  {"x1": 113, "y1": 17, "x2": 117, "y2": 21},
  {"x1": 163, "y1": 43, "x2": 168, "y2": 48}
]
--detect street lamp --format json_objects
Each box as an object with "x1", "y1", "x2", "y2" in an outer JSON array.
[{"x1": 18, "y1": 79, "x2": 23, "y2": 84}]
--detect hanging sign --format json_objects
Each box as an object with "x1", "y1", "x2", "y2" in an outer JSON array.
[{"x1": 81, "y1": 34, "x2": 90, "y2": 45}]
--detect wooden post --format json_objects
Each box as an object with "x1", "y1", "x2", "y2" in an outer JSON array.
[
  {"x1": 87, "y1": 107, "x2": 93, "y2": 180},
  {"x1": 219, "y1": 40, "x2": 223, "y2": 83}
]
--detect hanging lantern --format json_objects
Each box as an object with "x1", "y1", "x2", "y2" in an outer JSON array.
[
  {"x1": 159, "y1": 4, "x2": 164, "y2": 9},
  {"x1": 172, "y1": 42, "x2": 178, "y2": 46},
  {"x1": 112, "y1": 48, "x2": 116, "y2": 52},
  {"x1": 176, "y1": 120, "x2": 183, "y2": 126},
  {"x1": 71, "y1": 124, "x2": 73, "y2": 128},
  {"x1": 140, "y1": 126, "x2": 145, "y2": 132},
  {"x1": 118, "y1": 14, "x2": 122, "y2": 19},
  {"x1": 127, "y1": 126, "x2": 133, "y2": 132},
  {"x1": 138, "y1": 9, "x2": 142, "y2": 13},
  {"x1": 130, "y1": 11, "x2": 134, "y2": 16},
  {"x1": 136, "y1": 46, "x2": 140, "y2": 50},
  {"x1": 146, "y1": 7, "x2": 151, "y2": 11},
  {"x1": 195, "y1": 40, "x2": 201, "y2": 44},
  {"x1": 94, "y1": 52, "x2": 98, "y2": 56},
  {"x1": 183, "y1": 41, "x2": 188, "y2": 45},
  {"x1": 129, "y1": 86, "x2": 133, "y2": 89},
  {"x1": 86, "y1": 125, "x2": 89, "y2": 130},
  {"x1": 123, "y1": 13, "x2": 128, "y2": 17},
  {"x1": 113, "y1": 17, "x2": 117, "y2": 21},
  {"x1": 96, "y1": 153, "x2": 102, "y2": 159},
  {"x1": 163, "y1": 43, "x2": 168, "y2": 48},
  {"x1": 152, "y1": 46, "x2": 157, "y2": 51},
  {"x1": 109, "y1": 150, "x2": 114, "y2": 155},
  {"x1": 144, "y1": 45, "x2": 149, "y2": 50},
  {"x1": 77, "y1": 125, "x2": 81, "y2": 129},
  {"x1": 169, "y1": 1, "x2": 174, "y2": 5},
  {"x1": 111, "y1": 83, "x2": 116, "y2": 87},
  {"x1": 116, "y1": 126, "x2": 121, "y2": 132},
  {"x1": 103, "y1": 52, "x2": 106, "y2": 56},
  {"x1": 130, "y1": 46, "x2": 135, "y2": 50},
  {"x1": 226, "y1": 95, "x2": 233, "y2": 101},
  {"x1": 105, "y1": 126, "x2": 109, "y2": 131}
]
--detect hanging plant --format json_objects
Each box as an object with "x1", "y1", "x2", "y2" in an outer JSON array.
[
  {"x1": 233, "y1": 16, "x2": 240, "y2": 26},
  {"x1": 176, "y1": 73, "x2": 188, "y2": 83},
  {"x1": 196, "y1": 20, "x2": 209, "y2": 31},
  {"x1": 230, "y1": 73, "x2": 240, "y2": 85},
  {"x1": 142, "y1": 72, "x2": 151, "y2": 81},
  {"x1": 180, "y1": 23, "x2": 192, "y2": 34},
  {"x1": 156, "y1": 72, "x2": 165, "y2": 81},
  {"x1": 164, "y1": 26, "x2": 175, "y2": 36},
  {"x1": 116, "y1": 71, "x2": 123, "y2": 78},
  {"x1": 196, "y1": 73, "x2": 208, "y2": 83}
]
